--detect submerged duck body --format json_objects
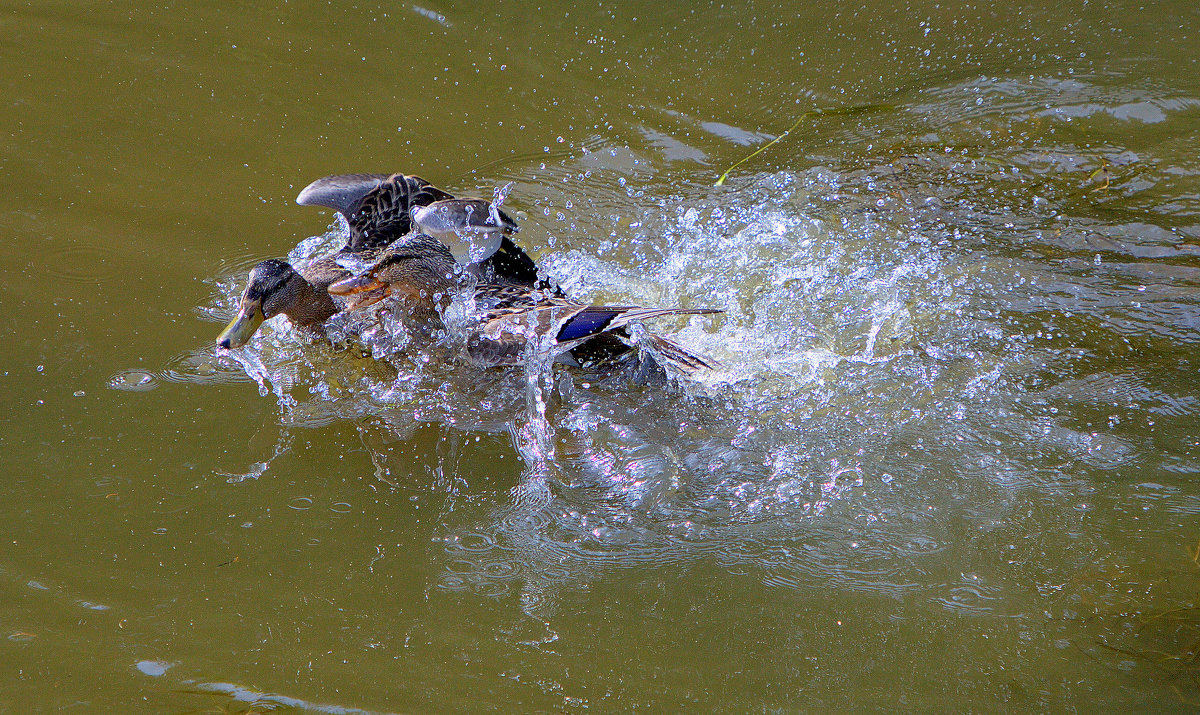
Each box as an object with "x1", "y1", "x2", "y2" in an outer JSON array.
[
  {"x1": 217, "y1": 173, "x2": 542, "y2": 349},
  {"x1": 328, "y1": 236, "x2": 721, "y2": 373}
]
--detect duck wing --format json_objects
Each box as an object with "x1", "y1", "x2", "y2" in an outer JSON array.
[
  {"x1": 483, "y1": 235, "x2": 542, "y2": 287},
  {"x1": 296, "y1": 173, "x2": 391, "y2": 216},
  {"x1": 468, "y1": 286, "x2": 720, "y2": 367},
  {"x1": 412, "y1": 198, "x2": 520, "y2": 237},
  {"x1": 296, "y1": 173, "x2": 453, "y2": 252},
  {"x1": 298, "y1": 172, "x2": 545, "y2": 287},
  {"x1": 556, "y1": 306, "x2": 722, "y2": 343}
]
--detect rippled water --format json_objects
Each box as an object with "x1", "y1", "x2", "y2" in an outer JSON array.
[
  {"x1": 4, "y1": 0, "x2": 1200, "y2": 711},
  {"x1": 195, "y1": 67, "x2": 1200, "y2": 704}
]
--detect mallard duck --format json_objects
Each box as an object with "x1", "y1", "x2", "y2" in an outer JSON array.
[
  {"x1": 327, "y1": 234, "x2": 722, "y2": 372},
  {"x1": 217, "y1": 173, "x2": 541, "y2": 349}
]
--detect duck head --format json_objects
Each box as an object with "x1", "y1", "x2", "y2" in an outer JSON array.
[
  {"x1": 326, "y1": 234, "x2": 457, "y2": 313},
  {"x1": 217, "y1": 259, "x2": 335, "y2": 348}
]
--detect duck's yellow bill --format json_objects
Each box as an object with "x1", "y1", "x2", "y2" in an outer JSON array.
[{"x1": 216, "y1": 304, "x2": 265, "y2": 349}]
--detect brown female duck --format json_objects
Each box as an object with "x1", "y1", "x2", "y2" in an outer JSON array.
[
  {"x1": 217, "y1": 173, "x2": 538, "y2": 349},
  {"x1": 327, "y1": 234, "x2": 721, "y2": 372}
]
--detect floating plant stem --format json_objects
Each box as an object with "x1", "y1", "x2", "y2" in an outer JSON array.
[
  {"x1": 715, "y1": 113, "x2": 809, "y2": 187},
  {"x1": 1088, "y1": 159, "x2": 1112, "y2": 192},
  {"x1": 714, "y1": 103, "x2": 895, "y2": 186}
]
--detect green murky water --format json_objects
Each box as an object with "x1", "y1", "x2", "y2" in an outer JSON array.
[{"x1": 2, "y1": 1, "x2": 1199, "y2": 711}]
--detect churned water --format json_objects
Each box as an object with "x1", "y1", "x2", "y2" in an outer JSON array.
[
  {"x1": 5, "y1": 0, "x2": 1200, "y2": 710},
  {"x1": 201, "y1": 67, "x2": 1200, "y2": 707}
]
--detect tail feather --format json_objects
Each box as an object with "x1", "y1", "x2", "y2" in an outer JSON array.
[
  {"x1": 608, "y1": 307, "x2": 722, "y2": 332},
  {"x1": 611, "y1": 307, "x2": 722, "y2": 374},
  {"x1": 647, "y1": 334, "x2": 720, "y2": 373}
]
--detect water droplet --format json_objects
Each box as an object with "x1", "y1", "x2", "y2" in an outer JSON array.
[
  {"x1": 108, "y1": 370, "x2": 157, "y2": 392},
  {"x1": 439, "y1": 575, "x2": 467, "y2": 590}
]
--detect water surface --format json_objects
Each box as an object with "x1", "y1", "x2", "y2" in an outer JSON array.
[{"x1": 2, "y1": 0, "x2": 1199, "y2": 711}]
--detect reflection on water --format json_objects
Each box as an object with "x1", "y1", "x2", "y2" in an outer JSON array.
[{"x1": 156, "y1": 681, "x2": 398, "y2": 715}]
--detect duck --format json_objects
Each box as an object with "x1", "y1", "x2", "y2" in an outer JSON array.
[
  {"x1": 326, "y1": 233, "x2": 722, "y2": 373},
  {"x1": 217, "y1": 173, "x2": 541, "y2": 349}
]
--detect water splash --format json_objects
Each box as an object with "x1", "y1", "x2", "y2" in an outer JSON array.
[
  {"x1": 203, "y1": 129, "x2": 1190, "y2": 620},
  {"x1": 215, "y1": 428, "x2": 293, "y2": 483}
]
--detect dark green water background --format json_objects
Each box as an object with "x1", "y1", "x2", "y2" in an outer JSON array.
[{"x1": 2, "y1": 0, "x2": 1199, "y2": 711}]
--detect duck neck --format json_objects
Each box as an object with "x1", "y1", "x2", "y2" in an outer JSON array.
[{"x1": 283, "y1": 279, "x2": 338, "y2": 328}]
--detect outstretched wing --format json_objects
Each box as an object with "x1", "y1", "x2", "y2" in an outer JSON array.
[
  {"x1": 298, "y1": 173, "x2": 546, "y2": 288},
  {"x1": 482, "y1": 291, "x2": 716, "y2": 344},
  {"x1": 568, "y1": 306, "x2": 721, "y2": 338},
  {"x1": 296, "y1": 173, "x2": 453, "y2": 252},
  {"x1": 467, "y1": 285, "x2": 722, "y2": 370},
  {"x1": 296, "y1": 173, "x2": 390, "y2": 215}
]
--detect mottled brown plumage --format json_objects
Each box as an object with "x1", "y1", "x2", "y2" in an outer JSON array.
[
  {"x1": 298, "y1": 173, "x2": 539, "y2": 284},
  {"x1": 328, "y1": 238, "x2": 722, "y2": 372},
  {"x1": 217, "y1": 252, "x2": 388, "y2": 349},
  {"x1": 218, "y1": 173, "x2": 543, "y2": 349}
]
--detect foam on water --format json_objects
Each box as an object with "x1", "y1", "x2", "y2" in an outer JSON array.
[{"x1": 421, "y1": 151, "x2": 1168, "y2": 615}]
